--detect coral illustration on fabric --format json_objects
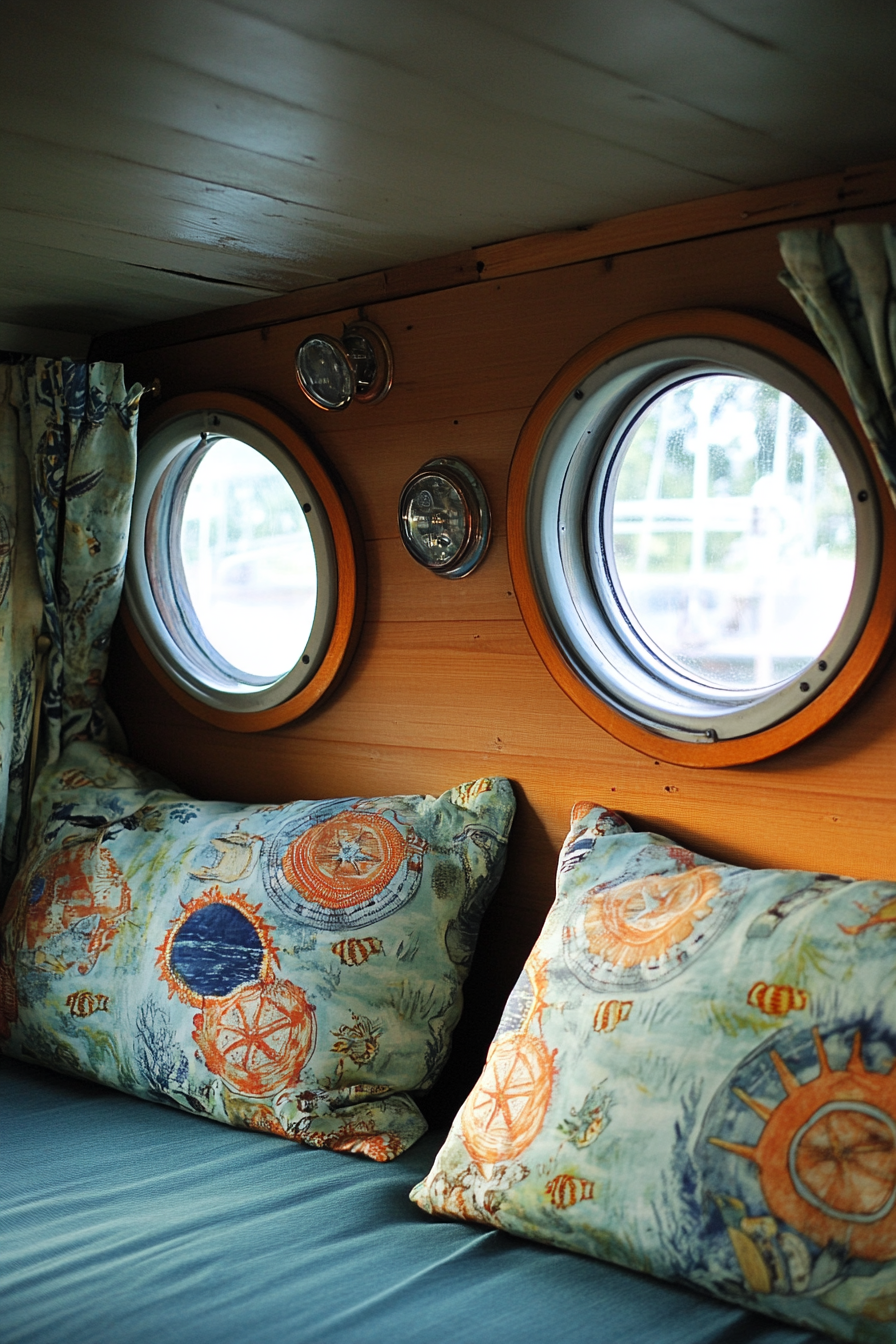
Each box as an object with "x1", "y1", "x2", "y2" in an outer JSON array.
[
  {"x1": 839, "y1": 894, "x2": 896, "y2": 938},
  {"x1": 193, "y1": 978, "x2": 316, "y2": 1098},
  {"x1": 22, "y1": 838, "x2": 131, "y2": 975}
]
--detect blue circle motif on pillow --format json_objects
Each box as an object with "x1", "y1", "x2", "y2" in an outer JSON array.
[{"x1": 169, "y1": 902, "x2": 265, "y2": 998}]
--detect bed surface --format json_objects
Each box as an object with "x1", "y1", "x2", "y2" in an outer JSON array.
[{"x1": 2, "y1": 1057, "x2": 825, "y2": 1344}]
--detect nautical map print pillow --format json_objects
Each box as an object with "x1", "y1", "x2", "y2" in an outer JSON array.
[
  {"x1": 412, "y1": 802, "x2": 896, "y2": 1339},
  {"x1": 0, "y1": 740, "x2": 515, "y2": 1160}
]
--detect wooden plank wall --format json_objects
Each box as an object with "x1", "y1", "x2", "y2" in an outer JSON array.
[{"x1": 105, "y1": 197, "x2": 896, "y2": 1116}]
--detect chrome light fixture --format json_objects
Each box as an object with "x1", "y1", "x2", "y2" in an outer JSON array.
[
  {"x1": 398, "y1": 457, "x2": 491, "y2": 578},
  {"x1": 295, "y1": 320, "x2": 393, "y2": 410}
]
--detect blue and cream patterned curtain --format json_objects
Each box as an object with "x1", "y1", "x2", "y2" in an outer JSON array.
[
  {"x1": 779, "y1": 224, "x2": 896, "y2": 511},
  {"x1": 0, "y1": 358, "x2": 141, "y2": 895}
]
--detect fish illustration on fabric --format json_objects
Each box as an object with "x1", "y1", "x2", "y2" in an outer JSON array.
[
  {"x1": 746, "y1": 982, "x2": 809, "y2": 1016},
  {"x1": 331, "y1": 1013, "x2": 382, "y2": 1066},
  {"x1": 190, "y1": 830, "x2": 264, "y2": 883},
  {"x1": 592, "y1": 999, "x2": 632, "y2": 1033},
  {"x1": 839, "y1": 895, "x2": 896, "y2": 937},
  {"x1": 331, "y1": 937, "x2": 383, "y2": 965},
  {"x1": 545, "y1": 1174, "x2": 594, "y2": 1208},
  {"x1": 66, "y1": 990, "x2": 109, "y2": 1017}
]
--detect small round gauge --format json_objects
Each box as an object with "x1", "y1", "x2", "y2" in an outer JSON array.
[
  {"x1": 398, "y1": 458, "x2": 490, "y2": 578},
  {"x1": 295, "y1": 335, "x2": 356, "y2": 410}
]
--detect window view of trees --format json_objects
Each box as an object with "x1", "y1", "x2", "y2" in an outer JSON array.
[
  {"x1": 608, "y1": 375, "x2": 855, "y2": 690},
  {"x1": 180, "y1": 438, "x2": 317, "y2": 679}
]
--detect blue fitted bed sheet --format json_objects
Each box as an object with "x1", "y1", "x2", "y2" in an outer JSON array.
[{"x1": 2, "y1": 1057, "x2": 826, "y2": 1344}]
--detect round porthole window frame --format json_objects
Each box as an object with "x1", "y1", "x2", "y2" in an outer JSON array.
[
  {"x1": 124, "y1": 391, "x2": 364, "y2": 733},
  {"x1": 507, "y1": 310, "x2": 896, "y2": 767}
]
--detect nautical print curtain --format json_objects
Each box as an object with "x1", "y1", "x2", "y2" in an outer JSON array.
[
  {"x1": 0, "y1": 358, "x2": 141, "y2": 895},
  {"x1": 778, "y1": 224, "x2": 896, "y2": 511}
]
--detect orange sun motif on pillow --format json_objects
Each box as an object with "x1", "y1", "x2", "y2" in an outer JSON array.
[
  {"x1": 584, "y1": 867, "x2": 722, "y2": 970},
  {"x1": 711, "y1": 1027, "x2": 896, "y2": 1261}
]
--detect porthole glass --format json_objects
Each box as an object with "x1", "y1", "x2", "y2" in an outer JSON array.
[
  {"x1": 511, "y1": 321, "x2": 886, "y2": 759},
  {"x1": 179, "y1": 437, "x2": 317, "y2": 680},
  {"x1": 126, "y1": 406, "x2": 340, "y2": 716},
  {"x1": 602, "y1": 373, "x2": 856, "y2": 694}
]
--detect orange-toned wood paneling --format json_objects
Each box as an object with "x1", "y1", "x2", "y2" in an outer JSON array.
[{"x1": 103, "y1": 190, "x2": 896, "y2": 1114}]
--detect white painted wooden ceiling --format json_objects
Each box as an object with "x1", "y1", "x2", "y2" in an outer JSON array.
[{"x1": 1, "y1": 0, "x2": 895, "y2": 350}]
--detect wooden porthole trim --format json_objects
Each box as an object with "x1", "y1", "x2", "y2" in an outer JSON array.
[
  {"x1": 507, "y1": 309, "x2": 896, "y2": 767},
  {"x1": 124, "y1": 391, "x2": 365, "y2": 733}
]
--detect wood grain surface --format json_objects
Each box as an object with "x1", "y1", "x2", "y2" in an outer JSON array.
[{"x1": 104, "y1": 187, "x2": 896, "y2": 1106}]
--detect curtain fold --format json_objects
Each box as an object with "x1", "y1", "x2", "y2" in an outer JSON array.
[
  {"x1": 778, "y1": 223, "x2": 896, "y2": 510},
  {"x1": 0, "y1": 358, "x2": 141, "y2": 894}
]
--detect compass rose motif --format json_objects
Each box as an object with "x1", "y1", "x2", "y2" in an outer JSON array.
[
  {"x1": 262, "y1": 801, "x2": 425, "y2": 930},
  {"x1": 193, "y1": 978, "x2": 316, "y2": 1097},
  {"x1": 564, "y1": 863, "x2": 742, "y2": 992}
]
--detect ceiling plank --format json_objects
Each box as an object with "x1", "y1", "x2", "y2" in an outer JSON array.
[{"x1": 92, "y1": 157, "x2": 896, "y2": 358}]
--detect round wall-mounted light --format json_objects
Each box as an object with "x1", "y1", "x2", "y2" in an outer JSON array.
[
  {"x1": 295, "y1": 321, "x2": 393, "y2": 411},
  {"x1": 398, "y1": 458, "x2": 490, "y2": 578},
  {"x1": 125, "y1": 393, "x2": 364, "y2": 732}
]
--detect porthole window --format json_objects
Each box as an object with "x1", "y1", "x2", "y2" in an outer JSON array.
[
  {"x1": 125, "y1": 394, "x2": 362, "y2": 730},
  {"x1": 509, "y1": 312, "x2": 896, "y2": 766}
]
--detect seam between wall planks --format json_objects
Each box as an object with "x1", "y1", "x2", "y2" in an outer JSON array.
[{"x1": 90, "y1": 157, "x2": 896, "y2": 360}]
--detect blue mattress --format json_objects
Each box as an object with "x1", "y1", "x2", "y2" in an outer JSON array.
[{"x1": 2, "y1": 1057, "x2": 825, "y2": 1344}]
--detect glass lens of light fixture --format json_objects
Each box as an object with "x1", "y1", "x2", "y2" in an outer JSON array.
[
  {"x1": 607, "y1": 373, "x2": 856, "y2": 691},
  {"x1": 296, "y1": 336, "x2": 354, "y2": 409},
  {"x1": 403, "y1": 472, "x2": 469, "y2": 567},
  {"x1": 179, "y1": 437, "x2": 317, "y2": 679},
  {"x1": 343, "y1": 330, "x2": 377, "y2": 395}
]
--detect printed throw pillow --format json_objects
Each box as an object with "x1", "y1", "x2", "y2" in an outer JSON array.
[
  {"x1": 412, "y1": 802, "x2": 896, "y2": 1339},
  {"x1": 0, "y1": 740, "x2": 515, "y2": 1161}
]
